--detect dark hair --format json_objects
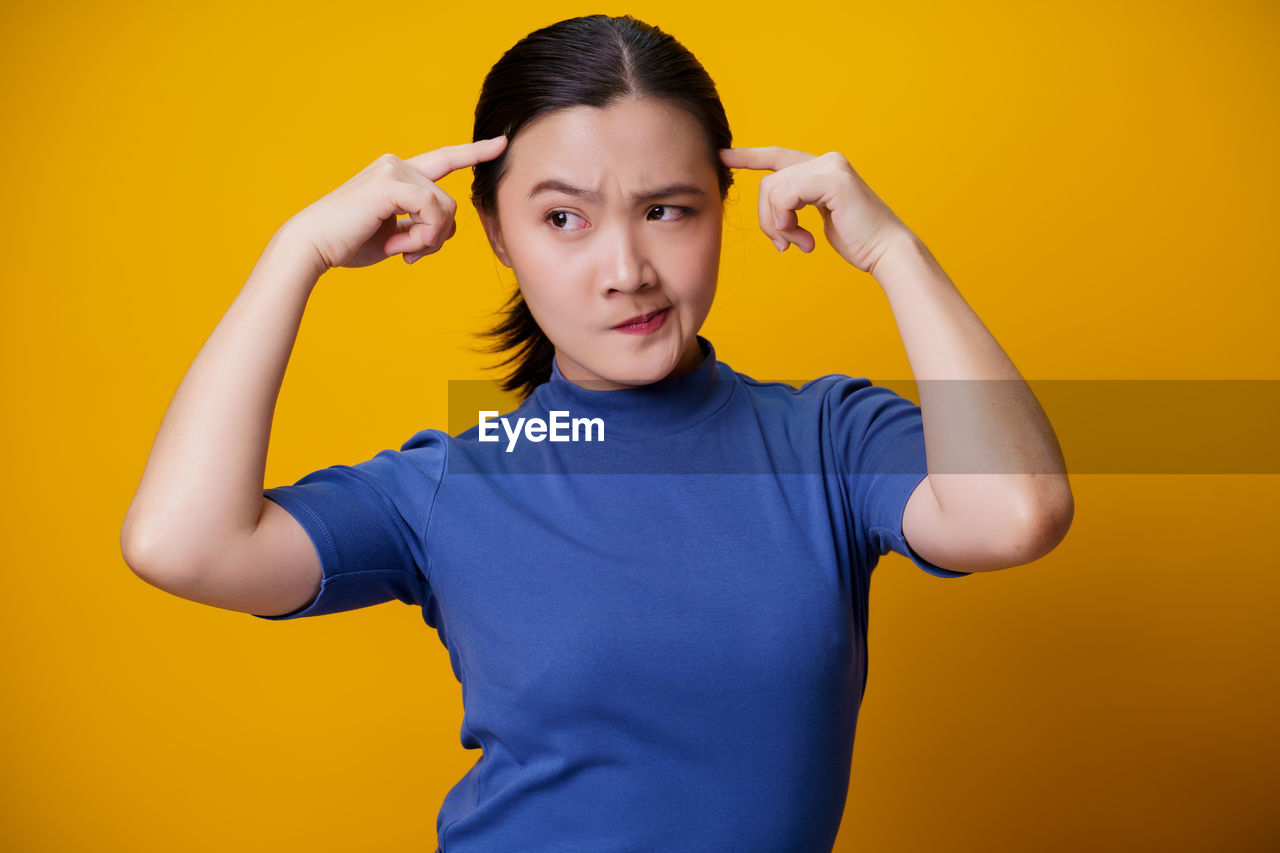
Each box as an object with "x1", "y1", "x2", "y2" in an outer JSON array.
[{"x1": 469, "y1": 14, "x2": 735, "y2": 401}]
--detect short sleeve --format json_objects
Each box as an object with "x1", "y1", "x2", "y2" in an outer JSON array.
[
  {"x1": 253, "y1": 429, "x2": 449, "y2": 619},
  {"x1": 825, "y1": 377, "x2": 971, "y2": 579}
]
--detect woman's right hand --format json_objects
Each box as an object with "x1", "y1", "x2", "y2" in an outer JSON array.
[{"x1": 286, "y1": 136, "x2": 509, "y2": 272}]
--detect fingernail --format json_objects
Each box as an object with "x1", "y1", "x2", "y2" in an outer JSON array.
[{"x1": 773, "y1": 238, "x2": 786, "y2": 252}]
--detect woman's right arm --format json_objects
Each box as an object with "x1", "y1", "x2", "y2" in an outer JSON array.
[
  {"x1": 120, "y1": 221, "x2": 331, "y2": 617},
  {"x1": 119, "y1": 136, "x2": 510, "y2": 618}
]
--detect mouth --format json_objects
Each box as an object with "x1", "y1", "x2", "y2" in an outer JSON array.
[{"x1": 612, "y1": 306, "x2": 672, "y2": 335}]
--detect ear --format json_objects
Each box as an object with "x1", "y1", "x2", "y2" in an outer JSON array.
[{"x1": 474, "y1": 202, "x2": 513, "y2": 269}]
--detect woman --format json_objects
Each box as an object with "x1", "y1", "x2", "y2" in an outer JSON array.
[{"x1": 121, "y1": 14, "x2": 1073, "y2": 852}]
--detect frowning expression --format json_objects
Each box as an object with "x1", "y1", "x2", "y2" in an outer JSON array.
[{"x1": 477, "y1": 96, "x2": 723, "y2": 390}]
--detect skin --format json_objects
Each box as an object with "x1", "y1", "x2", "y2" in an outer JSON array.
[{"x1": 474, "y1": 96, "x2": 723, "y2": 390}]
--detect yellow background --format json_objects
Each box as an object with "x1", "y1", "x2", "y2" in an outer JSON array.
[{"x1": 3, "y1": 0, "x2": 1277, "y2": 850}]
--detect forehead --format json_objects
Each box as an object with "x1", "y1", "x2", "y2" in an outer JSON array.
[{"x1": 502, "y1": 99, "x2": 712, "y2": 195}]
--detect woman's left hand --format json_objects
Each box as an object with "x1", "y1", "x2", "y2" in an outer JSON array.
[{"x1": 719, "y1": 146, "x2": 911, "y2": 274}]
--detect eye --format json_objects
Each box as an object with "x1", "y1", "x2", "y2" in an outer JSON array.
[
  {"x1": 544, "y1": 210, "x2": 587, "y2": 231},
  {"x1": 648, "y1": 204, "x2": 692, "y2": 222}
]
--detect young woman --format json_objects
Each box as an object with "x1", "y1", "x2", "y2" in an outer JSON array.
[{"x1": 121, "y1": 14, "x2": 1072, "y2": 852}]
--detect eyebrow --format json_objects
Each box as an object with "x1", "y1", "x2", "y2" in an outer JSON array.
[{"x1": 527, "y1": 179, "x2": 709, "y2": 204}]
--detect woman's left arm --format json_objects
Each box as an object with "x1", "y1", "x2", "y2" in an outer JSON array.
[
  {"x1": 721, "y1": 146, "x2": 1074, "y2": 571},
  {"x1": 870, "y1": 229, "x2": 1074, "y2": 570}
]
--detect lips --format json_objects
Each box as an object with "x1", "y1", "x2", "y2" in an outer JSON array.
[{"x1": 612, "y1": 307, "x2": 670, "y2": 329}]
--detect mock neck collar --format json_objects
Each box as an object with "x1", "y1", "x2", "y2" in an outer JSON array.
[{"x1": 531, "y1": 336, "x2": 733, "y2": 439}]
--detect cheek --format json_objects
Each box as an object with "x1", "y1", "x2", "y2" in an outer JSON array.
[
  {"x1": 519, "y1": 285, "x2": 557, "y2": 322},
  {"x1": 504, "y1": 219, "x2": 552, "y2": 266},
  {"x1": 518, "y1": 279, "x2": 579, "y2": 340},
  {"x1": 506, "y1": 234, "x2": 566, "y2": 306},
  {"x1": 509, "y1": 231, "x2": 591, "y2": 296},
  {"x1": 682, "y1": 212, "x2": 721, "y2": 257},
  {"x1": 672, "y1": 221, "x2": 721, "y2": 296}
]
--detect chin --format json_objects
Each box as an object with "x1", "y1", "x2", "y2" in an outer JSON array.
[
  {"x1": 567, "y1": 338, "x2": 685, "y2": 388},
  {"x1": 621, "y1": 350, "x2": 685, "y2": 385}
]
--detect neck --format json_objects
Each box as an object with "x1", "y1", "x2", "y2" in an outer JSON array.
[
  {"x1": 558, "y1": 334, "x2": 708, "y2": 391},
  {"x1": 532, "y1": 335, "x2": 732, "y2": 439}
]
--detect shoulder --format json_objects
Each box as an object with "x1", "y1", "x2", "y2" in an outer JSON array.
[
  {"x1": 706, "y1": 364, "x2": 913, "y2": 441},
  {"x1": 725, "y1": 362, "x2": 864, "y2": 397},
  {"x1": 729, "y1": 366, "x2": 880, "y2": 415},
  {"x1": 807, "y1": 374, "x2": 917, "y2": 423},
  {"x1": 397, "y1": 428, "x2": 452, "y2": 472}
]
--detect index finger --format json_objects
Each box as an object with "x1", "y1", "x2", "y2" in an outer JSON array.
[
  {"x1": 719, "y1": 145, "x2": 815, "y2": 173},
  {"x1": 405, "y1": 135, "x2": 509, "y2": 183}
]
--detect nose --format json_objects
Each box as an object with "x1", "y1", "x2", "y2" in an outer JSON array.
[{"x1": 597, "y1": 223, "x2": 657, "y2": 295}]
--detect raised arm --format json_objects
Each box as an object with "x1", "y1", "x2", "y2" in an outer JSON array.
[
  {"x1": 120, "y1": 137, "x2": 510, "y2": 617},
  {"x1": 719, "y1": 144, "x2": 1074, "y2": 572},
  {"x1": 119, "y1": 221, "x2": 329, "y2": 616}
]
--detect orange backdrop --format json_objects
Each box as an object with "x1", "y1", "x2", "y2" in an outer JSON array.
[{"x1": 3, "y1": 1, "x2": 1277, "y2": 850}]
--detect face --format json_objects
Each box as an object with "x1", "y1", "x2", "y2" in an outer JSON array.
[{"x1": 476, "y1": 96, "x2": 723, "y2": 390}]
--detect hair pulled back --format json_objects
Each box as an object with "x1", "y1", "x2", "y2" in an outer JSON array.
[{"x1": 470, "y1": 14, "x2": 734, "y2": 400}]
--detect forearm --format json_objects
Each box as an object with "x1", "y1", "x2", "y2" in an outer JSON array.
[
  {"x1": 121, "y1": 221, "x2": 325, "y2": 578},
  {"x1": 870, "y1": 229, "x2": 1072, "y2": 530}
]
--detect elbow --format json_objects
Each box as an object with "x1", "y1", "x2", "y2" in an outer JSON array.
[
  {"x1": 1010, "y1": 488, "x2": 1075, "y2": 565},
  {"x1": 120, "y1": 504, "x2": 161, "y2": 578},
  {"x1": 121, "y1": 510, "x2": 165, "y2": 578},
  {"x1": 120, "y1": 516, "x2": 152, "y2": 578},
  {"x1": 120, "y1": 522, "x2": 201, "y2": 596}
]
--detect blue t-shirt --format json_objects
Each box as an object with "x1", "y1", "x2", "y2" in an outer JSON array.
[{"x1": 257, "y1": 335, "x2": 969, "y2": 852}]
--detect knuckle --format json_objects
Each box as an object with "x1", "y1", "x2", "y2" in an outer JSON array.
[{"x1": 824, "y1": 151, "x2": 854, "y2": 173}]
